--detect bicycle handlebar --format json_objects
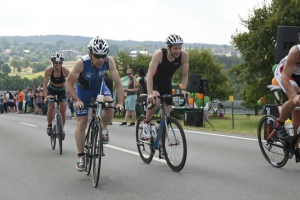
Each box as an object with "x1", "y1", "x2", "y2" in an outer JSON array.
[{"x1": 144, "y1": 94, "x2": 186, "y2": 110}]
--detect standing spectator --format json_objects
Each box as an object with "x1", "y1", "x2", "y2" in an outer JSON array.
[
  {"x1": 24, "y1": 89, "x2": 29, "y2": 113},
  {"x1": 0, "y1": 95, "x2": 4, "y2": 114},
  {"x1": 35, "y1": 87, "x2": 42, "y2": 115},
  {"x1": 3, "y1": 92, "x2": 8, "y2": 114},
  {"x1": 27, "y1": 88, "x2": 34, "y2": 113},
  {"x1": 120, "y1": 69, "x2": 138, "y2": 126},
  {"x1": 17, "y1": 89, "x2": 24, "y2": 114},
  {"x1": 8, "y1": 92, "x2": 15, "y2": 113},
  {"x1": 135, "y1": 67, "x2": 147, "y2": 95}
]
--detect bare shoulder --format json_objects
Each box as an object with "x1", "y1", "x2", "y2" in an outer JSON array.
[
  {"x1": 108, "y1": 56, "x2": 117, "y2": 69},
  {"x1": 44, "y1": 66, "x2": 53, "y2": 75},
  {"x1": 181, "y1": 50, "x2": 189, "y2": 61},
  {"x1": 72, "y1": 58, "x2": 84, "y2": 73}
]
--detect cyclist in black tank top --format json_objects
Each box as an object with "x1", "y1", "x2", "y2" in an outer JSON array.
[
  {"x1": 42, "y1": 53, "x2": 70, "y2": 137},
  {"x1": 154, "y1": 48, "x2": 181, "y2": 81},
  {"x1": 142, "y1": 34, "x2": 190, "y2": 140}
]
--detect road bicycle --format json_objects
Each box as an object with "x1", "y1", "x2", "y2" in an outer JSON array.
[
  {"x1": 257, "y1": 84, "x2": 300, "y2": 167},
  {"x1": 49, "y1": 95, "x2": 66, "y2": 155},
  {"x1": 83, "y1": 81, "x2": 115, "y2": 188},
  {"x1": 208, "y1": 102, "x2": 225, "y2": 116},
  {"x1": 136, "y1": 93, "x2": 187, "y2": 172}
]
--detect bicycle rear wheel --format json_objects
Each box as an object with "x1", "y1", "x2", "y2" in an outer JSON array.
[
  {"x1": 257, "y1": 115, "x2": 288, "y2": 168},
  {"x1": 162, "y1": 117, "x2": 187, "y2": 172},
  {"x1": 57, "y1": 114, "x2": 63, "y2": 155},
  {"x1": 136, "y1": 116, "x2": 154, "y2": 164},
  {"x1": 50, "y1": 124, "x2": 56, "y2": 150},
  {"x1": 93, "y1": 124, "x2": 102, "y2": 187},
  {"x1": 85, "y1": 121, "x2": 94, "y2": 175}
]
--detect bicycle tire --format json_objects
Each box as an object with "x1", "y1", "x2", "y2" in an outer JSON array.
[
  {"x1": 136, "y1": 116, "x2": 154, "y2": 164},
  {"x1": 257, "y1": 114, "x2": 288, "y2": 168},
  {"x1": 50, "y1": 123, "x2": 56, "y2": 150},
  {"x1": 85, "y1": 121, "x2": 94, "y2": 176},
  {"x1": 162, "y1": 117, "x2": 187, "y2": 172},
  {"x1": 56, "y1": 113, "x2": 63, "y2": 155},
  {"x1": 93, "y1": 123, "x2": 102, "y2": 187}
]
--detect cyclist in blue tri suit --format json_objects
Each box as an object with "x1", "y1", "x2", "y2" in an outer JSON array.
[
  {"x1": 43, "y1": 53, "x2": 70, "y2": 138},
  {"x1": 65, "y1": 37, "x2": 124, "y2": 172},
  {"x1": 142, "y1": 34, "x2": 189, "y2": 159}
]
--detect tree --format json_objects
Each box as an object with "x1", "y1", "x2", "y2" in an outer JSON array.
[
  {"x1": 20, "y1": 58, "x2": 31, "y2": 73},
  {"x1": 114, "y1": 50, "x2": 133, "y2": 77},
  {"x1": 130, "y1": 54, "x2": 152, "y2": 74},
  {"x1": 9, "y1": 57, "x2": 21, "y2": 75},
  {"x1": 173, "y1": 48, "x2": 233, "y2": 101},
  {"x1": 1, "y1": 63, "x2": 11, "y2": 73},
  {"x1": 230, "y1": 0, "x2": 300, "y2": 112}
]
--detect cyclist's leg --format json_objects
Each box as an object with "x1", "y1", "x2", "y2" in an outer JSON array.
[
  {"x1": 100, "y1": 83, "x2": 113, "y2": 129},
  {"x1": 58, "y1": 89, "x2": 68, "y2": 126}
]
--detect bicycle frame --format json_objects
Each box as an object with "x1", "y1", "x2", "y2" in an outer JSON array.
[{"x1": 153, "y1": 94, "x2": 185, "y2": 148}]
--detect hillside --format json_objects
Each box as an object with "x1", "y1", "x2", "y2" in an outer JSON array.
[{"x1": 0, "y1": 35, "x2": 235, "y2": 52}]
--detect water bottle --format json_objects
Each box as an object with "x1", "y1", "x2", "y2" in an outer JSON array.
[
  {"x1": 150, "y1": 121, "x2": 160, "y2": 139},
  {"x1": 284, "y1": 118, "x2": 294, "y2": 137}
]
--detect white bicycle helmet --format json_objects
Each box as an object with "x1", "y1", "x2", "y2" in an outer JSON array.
[
  {"x1": 166, "y1": 34, "x2": 183, "y2": 46},
  {"x1": 51, "y1": 52, "x2": 64, "y2": 62},
  {"x1": 88, "y1": 36, "x2": 110, "y2": 55}
]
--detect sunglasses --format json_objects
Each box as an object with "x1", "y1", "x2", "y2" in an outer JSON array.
[
  {"x1": 93, "y1": 54, "x2": 107, "y2": 59},
  {"x1": 54, "y1": 62, "x2": 63, "y2": 64},
  {"x1": 127, "y1": 73, "x2": 132, "y2": 75}
]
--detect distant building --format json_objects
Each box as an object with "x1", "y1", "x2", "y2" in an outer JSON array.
[
  {"x1": 130, "y1": 50, "x2": 148, "y2": 59},
  {"x1": 4, "y1": 49, "x2": 11, "y2": 54}
]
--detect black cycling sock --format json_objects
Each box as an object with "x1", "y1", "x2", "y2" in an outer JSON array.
[{"x1": 48, "y1": 124, "x2": 52, "y2": 127}]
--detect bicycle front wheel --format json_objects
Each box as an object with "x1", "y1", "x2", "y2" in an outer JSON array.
[
  {"x1": 257, "y1": 115, "x2": 288, "y2": 168},
  {"x1": 136, "y1": 116, "x2": 154, "y2": 164},
  {"x1": 57, "y1": 114, "x2": 63, "y2": 155},
  {"x1": 162, "y1": 117, "x2": 187, "y2": 172},
  {"x1": 93, "y1": 124, "x2": 102, "y2": 188},
  {"x1": 50, "y1": 124, "x2": 56, "y2": 150},
  {"x1": 85, "y1": 121, "x2": 94, "y2": 175}
]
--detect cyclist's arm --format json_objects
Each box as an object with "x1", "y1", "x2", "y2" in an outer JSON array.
[
  {"x1": 282, "y1": 46, "x2": 300, "y2": 100},
  {"x1": 180, "y1": 50, "x2": 189, "y2": 90},
  {"x1": 43, "y1": 67, "x2": 51, "y2": 98},
  {"x1": 108, "y1": 56, "x2": 124, "y2": 105},
  {"x1": 147, "y1": 50, "x2": 162, "y2": 96},
  {"x1": 63, "y1": 66, "x2": 70, "y2": 79},
  {"x1": 65, "y1": 58, "x2": 83, "y2": 102}
]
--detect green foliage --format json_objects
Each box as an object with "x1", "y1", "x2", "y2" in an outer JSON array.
[
  {"x1": 114, "y1": 51, "x2": 133, "y2": 77},
  {"x1": 230, "y1": 0, "x2": 300, "y2": 109},
  {"x1": 173, "y1": 48, "x2": 233, "y2": 101},
  {"x1": 0, "y1": 72, "x2": 44, "y2": 90}
]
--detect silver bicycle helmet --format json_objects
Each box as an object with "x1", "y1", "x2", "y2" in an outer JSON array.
[
  {"x1": 88, "y1": 36, "x2": 110, "y2": 55},
  {"x1": 50, "y1": 52, "x2": 64, "y2": 62},
  {"x1": 166, "y1": 34, "x2": 183, "y2": 46}
]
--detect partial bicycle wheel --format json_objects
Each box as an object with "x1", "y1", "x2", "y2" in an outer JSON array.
[
  {"x1": 85, "y1": 121, "x2": 94, "y2": 176},
  {"x1": 162, "y1": 117, "x2": 187, "y2": 172},
  {"x1": 50, "y1": 124, "x2": 56, "y2": 150},
  {"x1": 257, "y1": 114, "x2": 288, "y2": 168},
  {"x1": 57, "y1": 113, "x2": 63, "y2": 155},
  {"x1": 136, "y1": 116, "x2": 154, "y2": 164},
  {"x1": 93, "y1": 124, "x2": 102, "y2": 188}
]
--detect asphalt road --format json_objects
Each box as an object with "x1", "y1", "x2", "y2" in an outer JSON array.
[{"x1": 1, "y1": 113, "x2": 300, "y2": 200}]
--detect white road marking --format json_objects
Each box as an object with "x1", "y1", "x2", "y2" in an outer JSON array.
[
  {"x1": 106, "y1": 144, "x2": 166, "y2": 163},
  {"x1": 185, "y1": 130, "x2": 257, "y2": 141},
  {"x1": 19, "y1": 122, "x2": 38, "y2": 127}
]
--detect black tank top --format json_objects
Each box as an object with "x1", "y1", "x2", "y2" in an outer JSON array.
[
  {"x1": 50, "y1": 68, "x2": 66, "y2": 84},
  {"x1": 153, "y1": 48, "x2": 182, "y2": 81}
]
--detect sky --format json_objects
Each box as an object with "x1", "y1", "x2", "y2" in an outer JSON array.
[{"x1": 0, "y1": 0, "x2": 271, "y2": 45}]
